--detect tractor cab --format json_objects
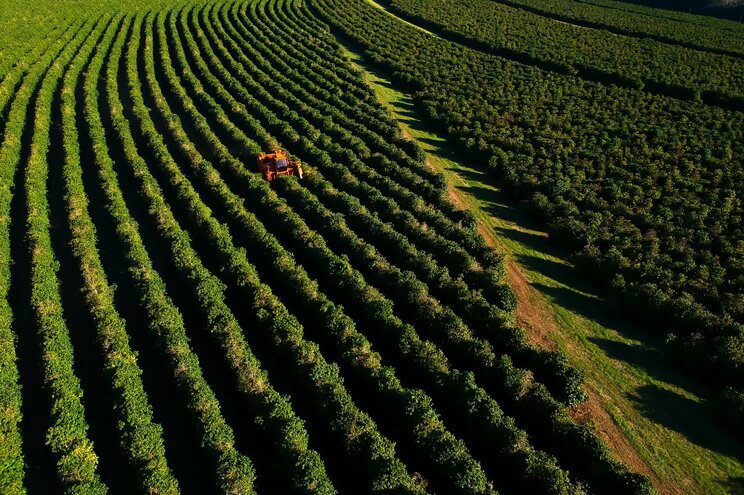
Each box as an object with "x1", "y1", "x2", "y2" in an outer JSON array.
[{"x1": 257, "y1": 149, "x2": 304, "y2": 186}]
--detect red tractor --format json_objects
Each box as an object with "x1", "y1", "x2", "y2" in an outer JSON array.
[{"x1": 257, "y1": 149, "x2": 303, "y2": 186}]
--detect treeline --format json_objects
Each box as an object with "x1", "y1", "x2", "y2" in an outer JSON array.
[
  {"x1": 613, "y1": 0, "x2": 744, "y2": 24},
  {"x1": 380, "y1": 0, "x2": 744, "y2": 108},
  {"x1": 488, "y1": 0, "x2": 744, "y2": 58}
]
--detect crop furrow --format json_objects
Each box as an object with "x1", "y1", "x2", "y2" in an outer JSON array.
[
  {"x1": 23, "y1": 13, "x2": 109, "y2": 494},
  {"x1": 78, "y1": 17, "x2": 212, "y2": 494},
  {"x1": 84, "y1": 13, "x2": 256, "y2": 494},
  {"x1": 0, "y1": 14, "x2": 91, "y2": 494},
  {"x1": 164, "y1": 8, "x2": 540, "y2": 495},
  {"x1": 48, "y1": 16, "x2": 146, "y2": 492},
  {"x1": 59, "y1": 12, "x2": 180, "y2": 494}
]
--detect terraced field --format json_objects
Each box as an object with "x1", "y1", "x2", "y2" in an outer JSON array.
[{"x1": 1, "y1": 0, "x2": 660, "y2": 493}]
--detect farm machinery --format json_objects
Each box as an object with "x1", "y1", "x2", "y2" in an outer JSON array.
[{"x1": 257, "y1": 149, "x2": 303, "y2": 186}]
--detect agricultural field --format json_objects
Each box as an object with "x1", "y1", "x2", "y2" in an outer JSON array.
[
  {"x1": 313, "y1": 0, "x2": 744, "y2": 434},
  {"x1": 0, "y1": 0, "x2": 742, "y2": 494}
]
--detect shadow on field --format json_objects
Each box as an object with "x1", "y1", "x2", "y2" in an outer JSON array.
[
  {"x1": 718, "y1": 477, "x2": 744, "y2": 495},
  {"x1": 514, "y1": 252, "x2": 580, "y2": 289},
  {"x1": 628, "y1": 385, "x2": 744, "y2": 463},
  {"x1": 529, "y1": 280, "x2": 731, "y2": 405},
  {"x1": 339, "y1": 37, "x2": 744, "y2": 486}
]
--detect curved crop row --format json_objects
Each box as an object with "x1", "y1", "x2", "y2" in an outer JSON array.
[
  {"x1": 225, "y1": 0, "x2": 436, "y2": 185},
  {"x1": 85, "y1": 13, "x2": 256, "y2": 494},
  {"x1": 127, "y1": 11, "x2": 345, "y2": 494},
  {"x1": 279, "y1": 173, "x2": 583, "y2": 406},
  {"x1": 171, "y1": 6, "x2": 642, "y2": 493},
  {"x1": 60, "y1": 12, "x2": 179, "y2": 494},
  {"x1": 0, "y1": 21, "x2": 75, "y2": 132},
  {"x1": 225, "y1": 0, "x2": 506, "y2": 290},
  {"x1": 25, "y1": 15, "x2": 110, "y2": 493},
  {"x1": 193, "y1": 1, "x2": 498, "y2": 295},
  {"x1": 0, "y1": 0, "x2": 667, "y2": 492},
  {"x1": 194, "y1": 0, "x2": 583, "y2": 407},
  {"x1": 309, "y1": 0, "x2": 744, "y2": 430},
  {"x1": 199, "y1": 10, "x2": 455, "y2": 227},
  {"x1": 194, "y1": 2, "x2": 474, "y2": 231},
  {"x1": 240, "y1": 0, "x2": 382, "y2": 103},
  {"x1": 152, "y1": 8, "x2": 499, "y2": 493},
  {"x1": 145, "y1": 8, "x2": 425, "y2": 492},
  {"x1": 0, "y1": 14, "x2": 91, "y2": 495},
  {"x1": 249, "y1": 0, "x2": 423, "y2": 156},
  {"x1": 160, "y1": 9, "x2": 519, "y2": 491},
  {"x1": 162, "y1": 10, "x2": 580, "y2": 495}
]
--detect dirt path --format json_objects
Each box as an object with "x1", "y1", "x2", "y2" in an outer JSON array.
[
  {"x1": 422, "y1": 135, "x2": 656, "y2": 482},
  {"x1": 505, "y1": 258, "x2": 558, "y2": 350},
  {"x1": 342, "y1": 41, "x2": 744, "y2": 493},
  {"x1": 570, "y1": 388, "x2": 670, "y2": 491},
  {"x1": 497, "y1": 231, "x2": 667, "y2": 491},
  {"x1": 439, "y1": 166, "x2": 560, "y2": 352},
  {"x1": 444, "y1": 176, "x2": 668, "y2": 490}
]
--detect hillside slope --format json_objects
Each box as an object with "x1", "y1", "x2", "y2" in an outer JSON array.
[{"x1": 338, "y1": 43, "x2": 744, "y2": 494}]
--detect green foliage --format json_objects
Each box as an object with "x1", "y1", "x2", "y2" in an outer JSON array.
[
  {"x1": 311, "y1": 0, "x2": 744, "y2": 439},
  {"x1": 0, "y1": 0, "x2": 679, "y2": 492},
  {"x1": 62, "y1": 14, "x2": 179, "y2": 494},
  {"x1": 24, "y1": 16, "x2": 110, "y2": 494},
  {"x1": 83, "y1": 12, "x2": 256, "y2": 494},
  {"x1": 718, "y1": 386, "x2": 744, "y2": 437},
  {"x1": 385, "y1": 0, "x2": 744, "y2": 105}
]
